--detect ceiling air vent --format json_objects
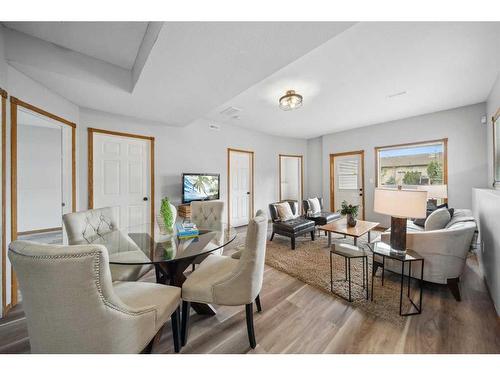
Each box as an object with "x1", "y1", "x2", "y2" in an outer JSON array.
[
  {"x1": 220, "y1": 106, "x2": 242, "y2": 120},
  {"x1": 208, "y1": 124, "x2": 221, "y2": 131}
]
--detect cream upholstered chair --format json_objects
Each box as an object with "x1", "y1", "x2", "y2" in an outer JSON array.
[
  {"x1": 8, "y1": 240, "x2": 181, "y2": 353},
  {"x1": 190, "y1": 200, "x2": 225, "y2": 267},
  {"x1": 181, "y1": 209, "x2": 268, "y2": 349},
  {"x1": 63, "y1": 207, "x2": 152, "y2": 282}
]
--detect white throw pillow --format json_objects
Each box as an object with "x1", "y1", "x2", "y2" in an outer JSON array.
[
  {"x1": 424, "y1": 207, "x2": 451, "y2": 231},
  {"x1": 275, "y1": 202, "x2": 296, "y2": 221},
  {"x1": 308, "y1": 198, "x2": 321, "y2": 214}
]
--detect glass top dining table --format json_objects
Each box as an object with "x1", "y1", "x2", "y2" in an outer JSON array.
[
  {"x1": 77, "y1": 222, "x2": 238, "y2": 316},
  {"x1": 77, "y1": 222, "x2": 237, "y2": 266}
]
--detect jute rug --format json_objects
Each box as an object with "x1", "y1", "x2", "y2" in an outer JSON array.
[{"x1": 237, "y1": 229, "x2": 418, "y2": 325}]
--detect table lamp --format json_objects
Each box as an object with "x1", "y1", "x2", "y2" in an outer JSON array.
[{"x1": 374, "y1": 187, "x2": 427, "y2": 253}]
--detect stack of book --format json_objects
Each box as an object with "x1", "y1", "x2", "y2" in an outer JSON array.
[{"x1": 176, "y1": 222, "x2": 199, "y2": 239}]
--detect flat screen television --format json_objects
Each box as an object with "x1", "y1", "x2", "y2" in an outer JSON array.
[{"x1": 182, "y1": 173, "x2": 220, "y2": 204}]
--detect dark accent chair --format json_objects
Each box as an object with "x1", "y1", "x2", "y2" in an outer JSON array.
[
  {"x1": 269, "y1": 200, "x2": 316, "y2": 250},
  {"x1": 302, "y1": 198, "x2": 341, "y2": 229}
]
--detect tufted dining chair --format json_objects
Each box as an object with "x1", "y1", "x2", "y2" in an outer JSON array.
[
  {"x1": 181, "y1": 209, "x2": 268, "y2": 349},
  {"x1": 8, "y1": 240, "x2": 181, "y2": 353},
  {"x1": 190, "y1": 201, "x2": 225, "y2": 266},
  {"x1": 63, "y1": 207, "x2": 152, "y2": 282}
]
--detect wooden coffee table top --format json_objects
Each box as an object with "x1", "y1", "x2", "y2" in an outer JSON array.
[{"x1": 320, "y1": 219, "x2": 379, "y2": 238}]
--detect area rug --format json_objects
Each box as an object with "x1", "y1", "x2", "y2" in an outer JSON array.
[{"x1": 237, "y1": 230, "x2": 418, "y2": 325}]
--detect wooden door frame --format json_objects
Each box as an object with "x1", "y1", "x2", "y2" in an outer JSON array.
[
  {"x1": 1, "y1": 88, "x2": 7, "y2": 317},
  {"x1": 88, "y1": 128, "x2": 155, "y2": 238},
  {"x1": 278, "y1": 154, "x2": 304, "y2": 205},
  {"x1": 9, "y1": 97, "x2": 77, "y2": 309},
  {"x1": 329, "y1": 150, "x2": 365, "y2": 220},
  {"x1": 227, "y1": 148, "x2": 255, "y2": 228}
]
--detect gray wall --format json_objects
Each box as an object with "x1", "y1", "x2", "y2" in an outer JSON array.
[
  {"x1": 79, "y1": 108, "x2": 308, "y2": 221},
  {"x1": 306, "y1": 136, "x2": 323, "y2": 198},
  {"x1": 320, "y1": 103, "x2": 488, "y2": 227}
]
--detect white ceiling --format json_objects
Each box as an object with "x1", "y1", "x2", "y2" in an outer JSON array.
[
  {"x1": 3, "y1": 22, "x2": 149, "y2": 69},
  {"x1": 4, "y1": 22, "x2": 354, "y2": 127},
  {"x1": 3, "y1": 22, "x2": 500, "y2": 138},
  {"x1": 207, "y1": 22, "x2": 500, "y2": 138}
]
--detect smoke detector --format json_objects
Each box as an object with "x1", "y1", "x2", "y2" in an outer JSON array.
[{"x1": 220, "y1": 106, "x2": 242, "y2": 120}]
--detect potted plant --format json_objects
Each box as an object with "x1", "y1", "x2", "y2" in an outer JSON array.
[
  {"x1": 339, "y1": 200, "x2": 359, "y2": 227},
  {"x1": 157, "y1": 197, "x2": 177, "y2": 235}
]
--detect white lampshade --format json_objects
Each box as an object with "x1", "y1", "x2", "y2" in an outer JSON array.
[
  {"x1": 374, "y1": 188, "x2": 427, "y2": 219},
  {"x1": 417, "y1": 184, "x2": 448, "y2": 199}
]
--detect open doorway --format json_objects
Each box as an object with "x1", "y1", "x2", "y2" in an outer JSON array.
[
  {"x1": 279, "y1": 154, "x2": 303, "y2": 211},
  {"x1": 10, "y1": 97, "x2": 77, "y2": 308}
]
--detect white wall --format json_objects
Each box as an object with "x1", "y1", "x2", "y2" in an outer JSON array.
[
  {"x1": 321, "y1": 103, "x2": 488, "y2": 227},
  {"x1": 79, "y1": 108, "x2": 308, "y2": 221},
  {"x1": 473, "y1": 188, "x2": 500, "y2": 316},
  {"x1": 487, "y1": 72, "x2": 500, "y2": 186},
  {"x1": 306, "y1": 136, "x2": 323, "y2": 198},
  {"x1": 17, "y1": 124, "x2": 62, "y2": 232}
]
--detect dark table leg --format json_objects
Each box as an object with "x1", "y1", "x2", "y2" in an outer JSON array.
[
  {"x1": 354, "y1": 237, "x2": 357, "y2": 246},
  {"x1": 348, "y1": 258, "x2": 352, "y2": 302},
  {"x1": 399, "y1": 261, "x2": 405, "y2": 316}
]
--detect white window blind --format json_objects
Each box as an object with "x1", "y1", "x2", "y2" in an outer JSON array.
[{"x1": 338, "y1": 159, "x2": 358, "y2": 190}]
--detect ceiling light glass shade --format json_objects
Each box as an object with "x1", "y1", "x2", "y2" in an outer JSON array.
[{"x1": 279, "y1": 90, "x2": 303, "y2": 111}]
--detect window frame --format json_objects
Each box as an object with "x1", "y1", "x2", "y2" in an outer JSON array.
[{"x1": 374, "y1": 138, "x2": 448, "y2": 189}]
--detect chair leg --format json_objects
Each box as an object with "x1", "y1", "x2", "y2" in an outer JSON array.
[
  {"x1": 291, "y1": 237, "x2": 296, "y2": 250},
  {"x1": 270, "y1": 232, "x2": 275, "y2": 241},
  {"x1": 447, "y1": 277, "x2": 461, "y2": 301},
  {"x1": 310, "y1": 230, "x2": 315, "y2": 241},
  {"x1": 245, "y1": 303, "x2": 257, "y2": 349},
  {"x1": 171, "y1": 306, "x2": 181, "y2": 353},
  {"x1": 181, "y1": 300, "x2": 191, "y2": 347},
  {"x1": 255, "y1": 295, "x2": 262, "y2": 312}
]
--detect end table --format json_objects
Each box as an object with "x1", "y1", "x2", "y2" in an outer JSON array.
[
  {"x1": 330, "y1": 243, "x2": 369, "y2": 302},
  {"x1": 368, "y1": 241, "x2": 424, "y2": 316}
]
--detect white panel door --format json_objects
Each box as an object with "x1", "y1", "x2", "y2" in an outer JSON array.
[
  {"x1": 333, "y1": 153, "x2": 364, "y2": 219},
  {"x1": 230, "y1": 151, "x2": 252, "y2": 227},
  {"x1": 93, "y1": 133, "x2": 150, "y2": 230}
]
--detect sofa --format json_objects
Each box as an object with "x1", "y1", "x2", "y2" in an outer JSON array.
[
  {"x1": 378, "y1": 208, "x2": 477, "y2": 301},
  {"x1": 269, "y1": 200, "x2": 316, "y2": 250}
]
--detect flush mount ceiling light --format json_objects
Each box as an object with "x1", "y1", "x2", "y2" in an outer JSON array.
[{"x1": 279, "y1": 90, "x2": 303, "y2": 111}]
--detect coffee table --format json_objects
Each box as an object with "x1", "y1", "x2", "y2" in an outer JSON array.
[{"x1": 320, "y1": 218, "x2": 379, "y2": 247}]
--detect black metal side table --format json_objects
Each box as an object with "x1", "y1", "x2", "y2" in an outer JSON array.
[
  {"x1": 330, "y1": 243, "x2": 369, "y2": 302},
  {"x1": 368, "y1": 241, "x2": 424, "y2": 316}
]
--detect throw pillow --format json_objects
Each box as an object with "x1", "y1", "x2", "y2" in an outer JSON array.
[
  {"x1": 413, "y1": 203, "x2": 451, "y2": 227},
  {"x1": 275, "y1": 202, "x2": 295, "y2": 221},
  {"x1": 307, "y1": 197, "x2": 321, "y2": 214},
  {"x1": 424, "y1": 207, "x2": 451, "y2": 231}
]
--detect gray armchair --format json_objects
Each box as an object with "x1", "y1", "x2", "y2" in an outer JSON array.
[
  {"x1": 181, "y1": 210, "x2": 268, "y2": 349},
  {"x1": 8, "y1": 240, "x2": 181, "y2": 353}
]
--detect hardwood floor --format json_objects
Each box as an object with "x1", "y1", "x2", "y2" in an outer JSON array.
[{"x1": 1, "y1": 228, "x2": 499, "y2": 354}]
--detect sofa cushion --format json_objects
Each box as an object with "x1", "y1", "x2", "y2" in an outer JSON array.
[
  {"x1": 445, "y1": 208, "x2": 475, "y2": 229},
  {"x1": 307, "y1": 198, "x2": 321, "y2": 214},
  {"x1": 274, "y1": 218, "x2": 315, "y2": 234},
  {"x1": 425, "y1": 207, "x2": 451, "y2": 231}
]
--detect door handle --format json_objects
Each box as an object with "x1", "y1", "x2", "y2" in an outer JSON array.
[
  {"x1": 246, "y1": 192, "x2": 250, "y2": 195},
  {"x1": 143, "y1": 197, "x2": 149, "y2": 201},
  {"x1": 61, "y1": 202, "x2": 66, "y2": 207},
  {"x1": 359, "y1": 193, "x2": 363, "y2": 196}
]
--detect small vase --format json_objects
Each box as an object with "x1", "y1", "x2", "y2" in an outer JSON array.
[
  {"x1": 347, "y1": 214, "x2": 357, "y2": 227},
  {"x1": 156, "y1": 203, "x2": 177, "y2": 235}
]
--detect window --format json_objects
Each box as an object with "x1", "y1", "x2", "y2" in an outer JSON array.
[{"x1": 376, "y1": 139, "x2": 447, "y2": 189}]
